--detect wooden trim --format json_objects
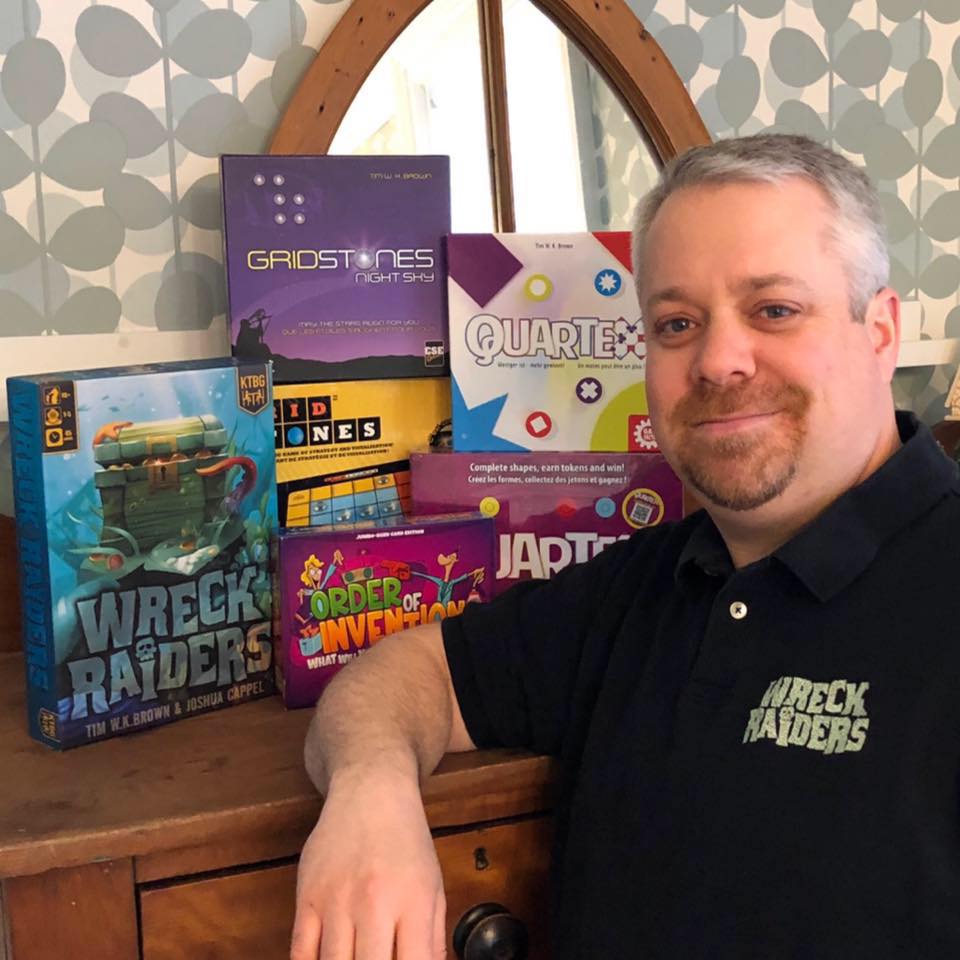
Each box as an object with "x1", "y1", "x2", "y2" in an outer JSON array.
[
  {"x1": 270, "y1": 1, "x2": 433, "y2": 154},
  {"x1": 478, "y1": 0, "x2": 515, "y2": 232},
  {"x1": 269, "y1": 0, "x2": 709, "y2": 162},
  {"x1": 534, "y1": 0, "x2": 710, "y2": 162}
]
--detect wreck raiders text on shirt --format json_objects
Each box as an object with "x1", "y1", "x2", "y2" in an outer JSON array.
[{"x1": 743, "y1": 676, "x2": 869, "y2": 756}]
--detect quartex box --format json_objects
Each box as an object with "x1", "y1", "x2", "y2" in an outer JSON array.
[
  {"x1": 447, "y1": 231, "x2": 657, "y2": 452},
  {"x1": 273, "y1": 378, "x2": 451, "y2": 527},
  {"x1": 411, "y1": 451, "x2": 681, "y2": 594},
  {"x1": 8, "y1": 359, "x2": 278, "y2": 749},
  {"x1": 276, "y1": 514, "x2": 494, "y2": 707},
  {"x1": 222, "y1": 154, "x2": 451, "y2": 382}
]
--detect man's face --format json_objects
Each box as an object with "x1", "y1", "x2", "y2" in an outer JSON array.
[{"x1": 640, "y1": 178, "x2": 898, "y2": 518}]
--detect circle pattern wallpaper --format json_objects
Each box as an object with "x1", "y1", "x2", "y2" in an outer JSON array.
[{"x1": 0, "y1": 0, "x2": 956, "y2": 511}]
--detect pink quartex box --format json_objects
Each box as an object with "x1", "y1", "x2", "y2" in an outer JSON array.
[{"x1": 411, "y1": 450, "x2": 682, "y2": 595}]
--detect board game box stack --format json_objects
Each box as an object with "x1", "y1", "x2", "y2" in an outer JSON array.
[
  {"x1": 221, "y1": 154, "x2": 451, "y2": 383},
  {"x1": 276, "y1": 514, "x2": 494, "y2": 707},
  {"x1": 222, "y1": 154, "x2": 455, "y2": 537},
  {"x1": 446, "y1": 231, "x2": 657, "y2": 453},
  {"x1": 9, "y1": 359, "x2": 278, "y2": 749},
  {"x1": 404, "y1": 230, "x2": 682, "y2": 593},
  {"x1": 411, "y1": 451, "x2": 682, "y2": 595}
]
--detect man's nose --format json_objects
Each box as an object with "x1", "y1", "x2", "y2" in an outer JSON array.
[{"x1": 691, "y1": 315, "x2": 757, "y2": 386}]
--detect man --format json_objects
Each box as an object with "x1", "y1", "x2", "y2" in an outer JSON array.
[{"x1": 290, "y1": 134, "x2": 960, "y2": 959}]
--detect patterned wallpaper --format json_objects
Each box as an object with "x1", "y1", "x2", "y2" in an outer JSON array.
[
  {"x1": 0, "y1": 0, "x2": 957, "y2": 512},
  {"x1": 627, "y1": 0, "x2": 960, "y2": 426}
]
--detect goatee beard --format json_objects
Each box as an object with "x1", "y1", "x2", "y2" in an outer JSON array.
[{"x1": 669, "y1": 380, "x2": 811, "y2": 512}]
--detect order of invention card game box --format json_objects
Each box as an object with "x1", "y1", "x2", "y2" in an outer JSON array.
[
  {"x1": 221, "y1": 154, "x2": 451, "y2": 382},
  {"x1": 8, "y1": 359, "x2": 278, "y2": 750},
  {"x1": 411, "y1": 451, "x2": 682, "y2": 594},
  {"x1": 276, "y1": 514, "x2": 494, "y2": 707},
  {"x1": 447, "y1": 231, "x2": 659, "y2": 453},
  {"x1": 273, "y1": 379, "x2": 451, "y2": 527}
]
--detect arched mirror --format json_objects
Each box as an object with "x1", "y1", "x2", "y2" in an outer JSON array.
[{"x1": 270, "y1": 0, "x2": 710, "y2": 231}]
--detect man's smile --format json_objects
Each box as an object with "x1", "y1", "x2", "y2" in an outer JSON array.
[{"x1": 691, "y1": 410, "x2": 782, "y2": 435}]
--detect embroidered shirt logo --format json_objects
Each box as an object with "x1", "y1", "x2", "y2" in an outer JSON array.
[{"x1": 743, "y1": 676, "x2": 869, "y2": 755}]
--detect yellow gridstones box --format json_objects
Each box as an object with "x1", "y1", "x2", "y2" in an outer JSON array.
[{"x1": 274, "y1": 378, "x2": 450, "y2": 527}]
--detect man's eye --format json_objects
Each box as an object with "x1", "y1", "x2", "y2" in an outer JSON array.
[
  {"x1": 656, "y1": 317, "x2": 692, "y2": 337},
  {"x1": 758, "y1": 304, "x2": 797, "y2": 320}
]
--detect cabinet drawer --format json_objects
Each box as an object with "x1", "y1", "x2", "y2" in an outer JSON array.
[
  {"x1": 140, "y1": 816, "x2": 552, "y2": 960},
  {"x1": 140, "y1": 861, "x2": 296, "y2": 960}
]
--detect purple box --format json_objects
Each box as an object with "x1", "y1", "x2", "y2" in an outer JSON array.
[
  {"x1": 221, "y1": 155, "x2": 451, "y2": 382},
  {"x1": 411, "y1": 451, "x2": 682, "y2": 594},
  {"x1": 276, "y1": 514, "x2": 494, "y2": 707}
]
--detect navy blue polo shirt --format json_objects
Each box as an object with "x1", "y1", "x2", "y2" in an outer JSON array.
[{"x1": 443, "y1": 413, "x2": 960, "y2": 958}]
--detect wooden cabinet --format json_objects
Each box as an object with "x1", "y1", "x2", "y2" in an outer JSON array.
[
  {"x1": 138, "y1": 819, "x2": 552, "y2": 960},
  {"x1": 0, "y1": 651, "x2": 556, "y2": 960}
]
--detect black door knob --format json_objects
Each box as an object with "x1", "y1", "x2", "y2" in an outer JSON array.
[{"x1": 452, "y1": 902, "x2": 529, "y2": 960}]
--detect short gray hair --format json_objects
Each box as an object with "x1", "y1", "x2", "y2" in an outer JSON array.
[{"x1": 631, "y1": 133, "x2": 889, "y2": 322}]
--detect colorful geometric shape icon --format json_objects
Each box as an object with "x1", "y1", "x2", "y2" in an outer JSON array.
[
  {"x1": 576, "y1": 377, "x2": 602, "y2": 404},
  {"x1": 594, "y1": 269, "x2": 622, "y2": 296},
  {"x1": 595, "y1": 497, "x2": 616, "y2": 518},
  {"x1": 524, "y1": 273, "x2": 553, "y2": 301},
  {"x1": 479, "y1": 496, "x2": 500, "y2": 517},
  {"x1": 525, "y1": 411, "x2": 552, "y2": 439}
]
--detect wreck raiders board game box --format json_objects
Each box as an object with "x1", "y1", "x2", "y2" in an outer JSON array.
[
  {"x1": 447, "y1": 231, "x2": 656, "y2": 452},
  {"x1": 9, "y1": 358, "x2": 278, "y2": 750},
  {"x1": 411, "y1": 451, "x2": 681, "y2": 594},
  {"x1": 273, "y1": 378, "x2": 450, "y2": 527},
  {"x1": 277, "y1": 514, "x2": 494, "y2": 707},
  {"x1": 222, "y1": 154, "x2": 451, "y2": 382}
]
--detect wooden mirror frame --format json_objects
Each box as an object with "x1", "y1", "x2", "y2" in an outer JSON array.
[{"x1": 269, "y1": 0, "x2": 711, "y2": 166}]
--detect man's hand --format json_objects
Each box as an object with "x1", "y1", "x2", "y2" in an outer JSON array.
[{"x1": 290, "y1": 770, "x2": 447, "y2": 960}]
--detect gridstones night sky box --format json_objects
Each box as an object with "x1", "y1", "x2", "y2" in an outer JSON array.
[{"x1": 221, "y1": 155, "x2": 451, "y2": 383}]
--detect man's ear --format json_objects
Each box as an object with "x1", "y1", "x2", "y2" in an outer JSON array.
[{"x1": 864, "y1": 287, "x2": 900, "y2": 383}]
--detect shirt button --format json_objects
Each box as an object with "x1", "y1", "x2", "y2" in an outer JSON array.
[{"x1": 729, "y1": 601, "x2": 748, "y2": 620}]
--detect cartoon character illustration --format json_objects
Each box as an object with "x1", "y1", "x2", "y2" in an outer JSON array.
[
  {"x1": 295, "y1": 550, "x2": 344, "y2": 632},
  {"x1": 297, "y1": 550, "x2": 344, "y2": 605},
  {"x1": 406, "y1": 550, "x2": 485, "y2": 610}
]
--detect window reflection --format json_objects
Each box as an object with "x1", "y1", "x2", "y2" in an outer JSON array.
[
  {"x1": 503, "y1": 0, "x2": 659, "y2": 231},
  {"x1": 330, "y1": 0, "x2": 495, "y2": 231},
  {"x1": 329, "y1": 0, "x2": 661, "y2": 232}
]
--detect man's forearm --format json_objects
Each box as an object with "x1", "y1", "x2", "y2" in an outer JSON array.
[{"x1": 303, "y1": 621, "x2": 454, "y2": 795}]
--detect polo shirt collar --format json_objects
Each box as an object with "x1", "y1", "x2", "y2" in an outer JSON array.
[{"x1": 675, "y1": 412, "x2": 959, "y2": 600}]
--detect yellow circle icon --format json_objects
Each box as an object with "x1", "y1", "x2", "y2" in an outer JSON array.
[
  {"x1": 479, "y1": 496, "x2": 501, "y2": 517},
  {"x1": 524, "y1": 274, "x2": 553, "y2": 302},
  {"x1": 621, "y1": 488, "x2": 664, "y2": 529}
]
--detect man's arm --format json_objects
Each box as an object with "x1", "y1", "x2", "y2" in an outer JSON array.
[{"x1": 291, "y1": 621, "x2": 474, "y2": 960}]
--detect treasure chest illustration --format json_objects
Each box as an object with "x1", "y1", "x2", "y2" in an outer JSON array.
[{"x1": 92, "y1": 416, "x2": 254, "y2": 555}]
